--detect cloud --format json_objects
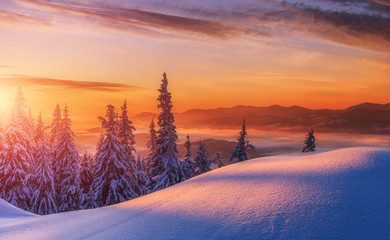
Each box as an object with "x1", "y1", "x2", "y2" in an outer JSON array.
[
  {"x1": 287, "y1": 4, "x2": 390, "y2": 51},
  {"x1": 0, "y1": 74, "x2": 145, "y2": 92},
  {"x1": 5, "y1": 0, "x2": 390, "y2": 51},
  {"x1": 0, "y1": 8, "x2": 50, "y2": 26},
  {"x1": 370, "y1": 0, "x2": 390, "y2": 7},
  {"x1": 10, "y1": 0, "x2": 245, "y2": 39}
]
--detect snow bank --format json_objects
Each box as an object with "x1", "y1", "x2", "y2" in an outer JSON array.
[
  {"x1": 0, "y1": 147, "x2": 389, "y2": 240},
  {"x1": 0, "y1": 199, "x2": 36, "y2": 223}
]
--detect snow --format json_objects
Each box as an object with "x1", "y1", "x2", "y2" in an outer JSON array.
[
  {"x1": 0, "y1": 199, "x2": 36, "y2": 223},
  {"x1": 0, "y1": 147, "x2": 389, "y2": 239}
]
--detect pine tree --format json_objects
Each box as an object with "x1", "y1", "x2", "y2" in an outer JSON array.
[
  {"x1": 230, "y1": 118, "x2": 254, "y2": 162},
  {"x1": 135, "y1": 155, "x2": 149, "y2": 196},
  {"x1": 83, "y1": 188, "x2": 97, "y2": 209},
  {"x1": 0, "y1": 88, "x2": 34, "y2": 210},
  {"x1": 80, "y1": 152, "x2": 94, "y2": 208},
  {"x1": 92, "y1": 105, "x2": 137, "y2": 207},
  {"x1": 52, "y1": 104, "x2": 81, "y2": 212},
  {"x1": 212, "y1": 152, "x2": 225, "y2": 168},
  {"x1": 0, "y1": 122, "x2": 32, "y2": 210},
  {"x1": 145, "y1": 119, "x2": 157, "y2": 169},
  {"x1": 13, "y1": 88, "x2": 35, "y2": 177},
  {"x1": 11, "y1": 87, "x2": 31, "y2": 134},
  {"x1": 147, "y1": 73, "x2": 185, "y2": 191},
  {"x1": 27, "y1": 108, "x2": 39, "y2": 201},
  {"x1": 193, "y1": 142, "x2": 212, "y2": 176},
  {"x1": 50, "y1": 104, "x2": 62, "y2": 202},
  {"x1": 301, "y1": 129, "x2": 316, "y2": 153},
  {"x1": 181, "y1": 135, "x2": 195, "y2": 180},
  {"x1": 31, "y1": 113, "x2": 57, "y2": 215},
  {"x1": 117, "y1": 100, "x2": 140, "y2": 196}
]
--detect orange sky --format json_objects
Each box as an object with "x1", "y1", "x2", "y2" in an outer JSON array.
[{"x1": 0, "y1": 0, "x2": 390, "y2": 151}]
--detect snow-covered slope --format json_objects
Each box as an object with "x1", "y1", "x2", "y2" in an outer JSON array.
[
  {"x1": 0, "y1": 199, "x2": 36, "y2": 223},
  {"x1": 0, "y1": 147, "x2": 389, "y2": 240}
]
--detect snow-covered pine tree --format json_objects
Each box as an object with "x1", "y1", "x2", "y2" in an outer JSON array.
[
  {"x1": 147, "y1": 73, "x2": 185, "y2": 191},
  {"x1": 92, "y1": 105, "x2": 137, "y2": 207},
  {"x1": 83, "y1": 187, "x2": 97, "y2": 209},
  {"x1": 88, "y1": 131, "x2": 104, "y2": 208},
  {"x1": 193, "y1": 142, "x2": 212, "y2": 176},
  {"x1": 13, "y1": 88, "x2": 35, "y2": 175},
  {"x1": 301, "y1": 129, "x2": 316, "y2": 153},
  {"x1": 52, "y1": 104, "x2": 81, "y2": 212},
  {"x1": 50, "y1": 104, "x2": 62, "y2": 202},
  {"x1": 135, "y1": 155, "x2": 149, "y2": 196},
  {"x1": 117, "y1": 100, "x2": 140, "y2": 196},
  {"x1": 0, "y1": 88, "x2": 34, "y2": 210},
  {"x1": 145, "y1": 119, "x2": 157, "y2": 169},
  {"x1": 212, "y1": 152, "x2": 225, "y2": 168},
  {"x1": 181, "y1": 134, "x2": 195, "y2": 180},
  {"x1": 230, "y1": 118, "x2": 254, "y2": 162},
  {"x1": 26, "y1": 108, "x2": 39, "y2": 204},
  {"x1": 12, "y1": 87, "x2": 32, "y2": 135},
  {"x1": 80, "y1": 152, "x2": 94, "y2": 208},
  {"x1": 31, "y1": 113, "x2": 57, "y2": 215},
  {"x1": 0, "y1": 123, "x2": 32, "y2": 210}
]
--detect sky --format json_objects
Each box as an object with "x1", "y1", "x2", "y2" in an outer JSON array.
[{"x1": 0, "y1": 0, "x2": 390, "y2": 148}]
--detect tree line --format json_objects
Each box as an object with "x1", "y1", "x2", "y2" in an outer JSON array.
[
  {"x1": 0, "y1": 73, "x2": 254, "y2": 215},
  {"x1": 0, "y1": 72, "x2": 315, "y2": 215}
]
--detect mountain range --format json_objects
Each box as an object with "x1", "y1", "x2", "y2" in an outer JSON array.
[{"x1": 133, "y1": 102, "x2": 390, "y2": 134}]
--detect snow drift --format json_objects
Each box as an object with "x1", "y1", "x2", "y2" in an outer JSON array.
[
  {"x1": 0, "y1": 147, "x2": 389, "y2": 239},
  {"x1": 0, "y1": 199, "x2": 36, "y2": 223}
]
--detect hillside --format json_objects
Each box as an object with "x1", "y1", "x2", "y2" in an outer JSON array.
[
  {"x1": 0, "y1": 199, "x2": 36, "y2": 223},
  {"x1": 0, "y1": 147, "x2": 388, "y2": 239}
]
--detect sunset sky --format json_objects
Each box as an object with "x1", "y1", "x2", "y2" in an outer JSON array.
[{"x1": 0, "y1": 0, "x2": 390, "y2": 145}]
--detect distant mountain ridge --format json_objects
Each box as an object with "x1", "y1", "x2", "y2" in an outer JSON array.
[{"x1": 133, "y1": 102, "x2": 390, "y2": 134}]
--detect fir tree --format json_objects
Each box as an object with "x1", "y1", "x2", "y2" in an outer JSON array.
[
  {"x1": 28, "y1": 108, "x2": 39, "y2": 201},
  {"x1": 212, "y1": 152, "x2": 225, "y2": 168},
  {"x1": 193, "y1": 142, "x2": 212, "y2": 176},
  {"x1": 135, "y1": 155, "x2": 149, "y2": 196},
  {"x1": 31, "y1": 113, "x2": 57, "y2": 215},
  {"x1": 301, "y1": 129, "x2": 316, "y2": 153},
  {"x1": 118, "y1": 100, "x2": 136, "y2": 160},
  {"x1": 0, "y1": 88, "x2": 34, "y2": 210},
  {"x1": 118, "y1": 100, "x2": 140, "y2": 195},
  {"x1": 50, "y1": 104, "x2": 62, "y2": 201},
  {"x1": 230, "y1": 118, "x2": 254, "y2": 162},
  {"x1": 145, "y1": 119, "x2": 157, "y2": 169},
  {"x1": 83, "y1": 188, "x2": 97, "y2": 209},
  {"x1": 52, "y1": 104, "x2": 81, "y2": 212},
  {"x1": 92, "y1": 105, "x2": 137, "y2": 207},
  {"x1": 0, "y1": 122, "x2": 33, "y2": 210},
  {"x1": 181, "y1": 135, "x2": 195, "y2": 180},
  {"x1": 147, "y1": 73, "x2": 185, "y2": 191},
  {"x1": 11, "y1": 87, "x2": 31, "y2": 134},
  {"x1": 13, "y1": 88, "x2": 35, "y2": 174},
  {"x1": 80, "y1": 152, "x2": 94, "y2": 208}
]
